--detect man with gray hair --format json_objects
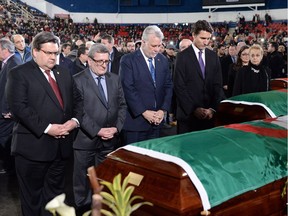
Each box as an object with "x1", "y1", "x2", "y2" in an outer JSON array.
[
  {"x1": 0, "y1": 38, "x2": 22, "y2": 175},
  {"x1": 73, "y1": 43, "x2": 126, "y2": 214},
  {"x1": 120, "y1": 25, "x2": 173, "y2": 145}
]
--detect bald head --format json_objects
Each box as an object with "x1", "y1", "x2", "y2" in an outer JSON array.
[{"x1": 179, "y1": 39, "x2": 192, "y2": 51}]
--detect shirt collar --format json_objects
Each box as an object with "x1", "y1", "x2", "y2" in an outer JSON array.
[
  {"x1": 89, "y1": 69, "x2": 106, "y2": 80},
  {"x1": 3, "y1": 53, "x2": 14, "y2": 64}
]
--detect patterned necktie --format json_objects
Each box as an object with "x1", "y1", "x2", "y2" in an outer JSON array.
[
  {"x1": 148, "y1": 58, "x2": 156, "y2": 85},
  {"x1": 198, "y1": 50, "x2": 205, "y2": 79},
  {"x1": 97, "y1": 76, "x2": 107, "y2": 106},
  {"x1": 44, "y1": 70, "x2": 64, "y2": 109}
]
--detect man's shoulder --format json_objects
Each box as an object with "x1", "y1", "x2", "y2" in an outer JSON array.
[
  {"x1": 73, "y1": 68, "x2": 90, "y2": 80},
  {"x1": 121, "y1": 50, "x2": 140, "y2": 62}
]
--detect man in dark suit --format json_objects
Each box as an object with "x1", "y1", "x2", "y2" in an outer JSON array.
[
  {"x1": 174, "y1": 20, "x2": 225, "y2": 134},
  {"x1": 72, "y1": 43, "x2": 126, "y2": 214},
  {"x1": 58, "y1": 51, "x2": 73, "y2": 71},
  {"x1": 101, "y1": 34, "x2": 123, "y2": 74},
  {"x1": 221, "y1": 43, "x2": 237, "y2": 97},
  {"x1": 70, "y1": 46, "x2": 88, "y2": 75},
  {"x1": 120, "y1": 25, "x2": 173, "y2": 145},
  {"x1": 0, "y1": 39, "x2": 22, "y2": 174},
  {"x1": 5, "y1": 32, "x2": 83, "y2": 216}
]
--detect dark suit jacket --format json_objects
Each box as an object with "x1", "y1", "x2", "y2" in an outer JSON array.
[
  {"x1": 59, "y1": 53, "x2": 73, "y2": 73},
  {"x1": 120, "y1": 49, "x2": 173, "y2": 131},
  {"x1": 221, "y1": 55, "x2": 234, "y2": 86},
  {"x1": 0, "y1": 55, "x2": 22, "y2": 116},
  {"x1": 71, "y1": 58, "x2": 87, "y2": 76},
  {"x1": 0, "y1": 55, "x2": 22, "y2": 144},
  {"x1": 174, "y1": 46, "x2": 225, "y2": 122},
  {"x1": 5, "y1": 60, "x2": 83, "y2": 161},
  {"x1": 110, "y1": 47, "x2": 123, "y2": 75},
  {"x1": 73, "y1": 69, "x2": 126, "y2": 150}
]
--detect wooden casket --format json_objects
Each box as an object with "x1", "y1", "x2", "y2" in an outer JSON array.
[
  {"x1": 215, "y1": 90, "x2": 287, "y2": 126},
  {"x1": 270, "y1": 78, "x2": 288, "y2": 90},
  {"x1": 96, "y1": 116, "x2": 287, "y2": 216}
]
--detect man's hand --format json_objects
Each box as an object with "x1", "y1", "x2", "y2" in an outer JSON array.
[
  {"x1": 98, "y1": 127, "x2": 118, "y2": 140},
  {"x1": 142, "y1": 110, "x2": 157, "y2": 124},
  {"x1": 154, "y1": 110, "x2": 164, "y2": 125},
  {"x1": 194, "y1": 108, "x2": 207, "y2": 119},
  {"x1": 63, "y1": 120, "x2": 78, "y2": 132},
  {"x1": 194, "y1": 108, "x2": 214, "y2": 120},
  {"x1": 2, "y1": 112, "x2": 12, "y2": 119},
  {"x1": 47, "y1": 124, "x2": 69, "y2": 138}
]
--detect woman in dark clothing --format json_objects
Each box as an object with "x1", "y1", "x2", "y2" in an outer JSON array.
[
  {"x1": 233, "y1": 44, "x2": 271, "y2": 96},
  {"x1": 227, "y1": 45, "x2": 250, "y2": 97}
]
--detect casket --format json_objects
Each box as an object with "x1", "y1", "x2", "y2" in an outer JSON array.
[
  {"x1": 270, "y1": 78, "x2": 288, "y2": 90},
  {"x1": 95, "y1": 116, "x2": 287, "y2": 216},
  {"x1": 215, "y1": 90, "x2": 287, "y2": 126}
]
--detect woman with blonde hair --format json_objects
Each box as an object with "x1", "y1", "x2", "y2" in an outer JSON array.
[{"x1": 232, "y1": 44, "x2": 271, "y2": 96}]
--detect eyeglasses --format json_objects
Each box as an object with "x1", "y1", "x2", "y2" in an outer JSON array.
[
  {"x1": 90, "y1": 58, "x2": 111, "y2": 66},
  {"x1": 40, "y1": 49, "x2": 59, "y2": 56}
]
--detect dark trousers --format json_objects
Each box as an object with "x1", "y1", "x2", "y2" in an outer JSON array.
[
  {"x1": 177, "y1": 118, "x2": 214, "y2": 134},
  {"x1": 73, "y1": 139, "x2": 116, "y2": 209},
  {"x1": 121, "y1": 127, "x2": 160, "y2": 145},
  {"x1": 0, "y1": 119, "x2": 14, "y2": 171},
  {"x1": 15, "y1": 154, "x2": 68, "y2": 216}
]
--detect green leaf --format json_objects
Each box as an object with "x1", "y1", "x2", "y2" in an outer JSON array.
[
  {"x1": 131, "y1": 201, "x2": 153, "y2": 213},
  {"x1": 115, "y1": 189, "x2": 125, "y2": 215},
  {"x1": 113, "y1": 173, "x2": 122, "y2": 192},
  {"x1": 129, "y1": 195, "x2": 144, "y2": 205},
  {"x1": 100, "y1": 191, "x2": 115, "y2": 203},
  {"x1": 122, "y1": 175, "x2": 130, "y2": 193},
  {"x1": 123, "y1": 185, "x2": 134, "y2": 205},
  {"x1": 100, "y1": 209, "x2": 114, "y2": 216},
  {"x1": 101, "y1": 181, "x2": 114, "y2": 196},
  {"x1": 101, "y1": 199, "x2": 120, "y2": 215}
]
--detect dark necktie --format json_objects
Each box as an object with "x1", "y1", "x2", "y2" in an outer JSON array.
[
  {"x1": 97, "y1": 76, "x2": 107, "y2": 106},
  {"x1": 148, "y1": 58, "x2": 156, "y2": 85},
  {"x1": 198, "y1": 50, "x2": 205, "y2": 78},
  {"x1": 44, "y1": 70, "x2": 64, "y2": 109}
]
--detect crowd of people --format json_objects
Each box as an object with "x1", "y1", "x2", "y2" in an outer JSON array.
[{"x1": 0, "y1": 1, "x2": 287, "y2": 216}]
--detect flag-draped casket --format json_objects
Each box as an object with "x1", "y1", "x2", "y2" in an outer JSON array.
[
  {"x1": 216, "y1": 89, "x2": 287, "y2": 126},
  {"x1": 96, "y1": 116, "x2": 287, "y2": 215}
]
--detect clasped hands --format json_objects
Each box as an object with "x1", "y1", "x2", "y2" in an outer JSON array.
[
  {"x1": 194, "y1": 108, "x2": 214, "y2": 120},
  {"x1": 47, "y1": 120, "x2": 78, "y2": 139},
  {"x1": 143, "y1": 110, "x2": 164, "y2": 125},
  {"x1": 98, "y1": 127, "x2": 117, "y2": 140}
]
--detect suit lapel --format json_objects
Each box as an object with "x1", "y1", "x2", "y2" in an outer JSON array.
[
  {"x1": 52, "y1": 66, "x2": 66, "y2": 109},
  {"x1": 31, "y1": 61, "x2": 63, "y2": 110},
  {"x1": 86, "y1": 69, "x2": 108, "y2": 109},
  {"x1": 188, "y1": 46, "x2": 205, "y2": 80},
  {"x1": 136, "y1": 50, "x2": 156, "y2": 86}
]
